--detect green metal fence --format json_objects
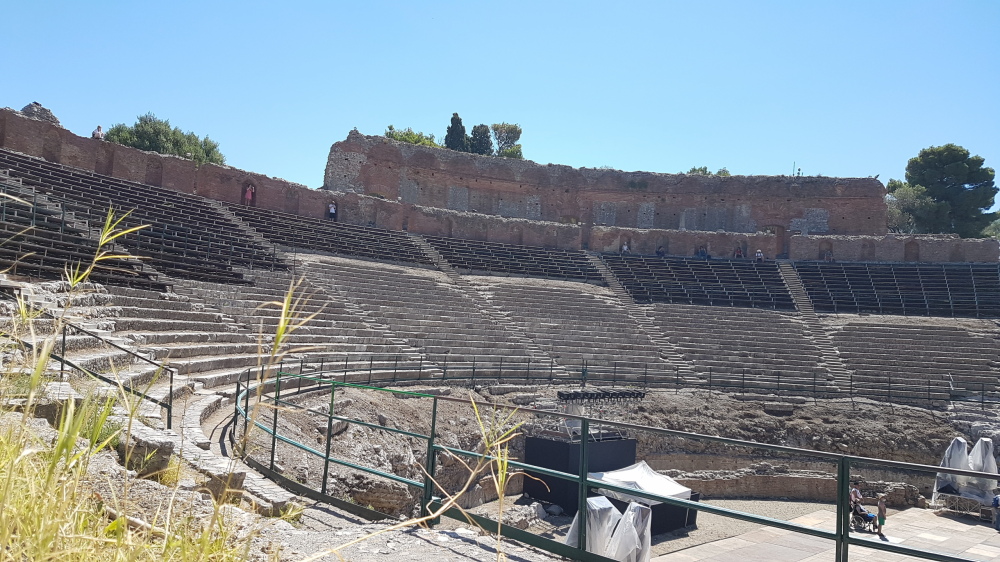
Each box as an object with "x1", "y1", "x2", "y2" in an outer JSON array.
[
  {"x1": 232, "y1": 366, "x2": 1000, "y2": 562},
  {"x1": 235, "y1": 352, "x2": 995, "y2": 412}
]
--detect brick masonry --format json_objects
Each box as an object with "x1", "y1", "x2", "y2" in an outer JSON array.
[{"x1": 1, "y1": 108, "x2": 995, "y2": 262}]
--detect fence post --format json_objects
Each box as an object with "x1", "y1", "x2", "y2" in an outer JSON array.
[
  {"x1": 581, "y1": 360, "x2": 588, "y2": 388},
  {"x1": 835, "y1": 456, "x2": 850, "y2": 562},
  {"x1": 443, "y1": 353, "x2": 449, "y2": 381},
  {"x1": 612, "y1": 362, "x2": 617, "y2": 387},
  {"x1": 60, "y1": 325, "x2": 67, "y2": 380},
  {"x1": 675, "y1": 365, "x2": 679, "y2": 394},
  {"x1": 549, "y1": 358, "x2": 553, "y2": 384},
  {"x1": 498, "y1": 357, "x2": 503, "y2": 384},
  {"x1": 471, "y1": 357, "x2": 476, "y2": 385},
  {"x1": 813, "y1": 371, "x2": 817, "y2": 405},
  {"x1": 269, "y1": 370, "x2": 282, "y2": 472},
  {"x1": 576, "y1": 417, "x2": 591, "y2": 552},
  {"x1": 321, "y1": 382, "x2": 337, "y2": 495},
  {"x1": 244, "y1": 370, "x2": 251, "y2": 436},
  {"x1": 526, "y1": 357, "x2": 531, "y2": 382},
  {"x1": 421, "y1": 397, "x2": 440, "y2": 520},
  {"x1": 643, "y1": 364, "x2": 648, "y2": 388},
  {"x1": 368, "y1": 356, "x2": 373, "y2": 385},
  {"x1": 708, "y1": 367, "x2": 712, "y2": 396},
  {"x1": 166, "y1": 368, "x2": 175, "y2": 430},
  {"x1": 887, "y1": 371, "x2": 891, "y2": 405},
  {"x1": 742, "y1": 369, "x2": 746, "y2": 398},
  {"x1": 982, "y1": 382, "x2": 986, "y2": 411},
  {"x1": 927, "y1": 379, "x2": 931, "y2": 408},
  {"x1": 233, "y1": 376, "x2": 241, "y2": 442}
]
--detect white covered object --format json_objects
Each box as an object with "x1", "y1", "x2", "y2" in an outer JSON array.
[
  {"x1": 934, "y1": 437, "x2": 971, "y2": 499},
  {"x1": 606, "y1": 502, "x2": 652, "y2": 562},
  {"x1": 967, "y1": 438, "x2": 998, "y2": 503},
  {"x1": 590, "y1": 461, "x2": 692, "y2": 505},
  {"x1": 565, "y1": 496, "x2": 622, "y2": 555}
]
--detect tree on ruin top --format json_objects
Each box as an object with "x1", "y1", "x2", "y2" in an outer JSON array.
[
  {"x1": 105, "y1": 113, "x2": 225, "y2": 166},
  {"x1": 445, "y1": 113, "x2": 468, "y2": 152},
  {"x1": 904, "y1": 144, "x2": 997, "y2": 238},
  {"x1": 385, "y1": 125, "x2": 440, "y2": 147}
]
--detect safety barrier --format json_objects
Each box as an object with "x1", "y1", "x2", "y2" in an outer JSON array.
[{"x1": 233, "y1": 367, "x2": 998, "y2": 562}]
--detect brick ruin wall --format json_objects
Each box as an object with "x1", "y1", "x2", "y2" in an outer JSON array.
[
  {"x1": 1, "y1": 109, "x2": 996, "y2": 263},
  {"x1": 325, "y1": 131, "x2": 891, "y2": 234}
]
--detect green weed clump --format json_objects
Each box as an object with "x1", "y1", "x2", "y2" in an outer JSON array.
[{"x1": 0, "y1": 208, "x2": 256, "y2": 561}]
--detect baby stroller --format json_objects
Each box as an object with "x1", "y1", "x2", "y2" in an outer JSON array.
[{"x1": 851, "y1": 501, "x2": 877, "y2": 532}]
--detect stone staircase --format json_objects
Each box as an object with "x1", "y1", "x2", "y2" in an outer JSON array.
[
  {"x1": 586, "y1": 253, "x2": 695, "y2": 381},
  {"x1": 466, "y1": 276, "x2": 676, "y2": 385},
  {"x1": 406, "y1": 233, "x2": 571, "y2": 377},
  {"x1": 776, "y1": 260, "x2": 852, "y2": 389}
]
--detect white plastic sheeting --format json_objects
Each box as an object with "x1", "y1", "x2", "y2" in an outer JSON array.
[
  {"x1": 590, "y1": 461, "x2": 692, "y2": 505},
  {"x1": 968, "y1": 438, "x2": 999, "y2": 503},
  {"x1": 565, "y1": 496, "x2": 622, "y2": 555},
  {"x1": 565, "y1": 496, "x2": 652, "y2": 562},
  {"x1": 606, "y1": 502, "x2": 652, "y2": 562},
  {"x1": 933, "y1": 436, "x2": 998, "y2": 504}
]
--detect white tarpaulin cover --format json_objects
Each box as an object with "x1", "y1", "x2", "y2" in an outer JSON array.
[
  {"x1": 606, "y1": 502, "x2": 652, "y2": 562},
  {"x1": 968, "y1": 438, "x2": 998, "y2": 503},
  {"x1": 934, "y1": 437, "x2": 970, "y2": 498},
  {"x1": 933, "y1": 436, "x2": 999, "y2": 504},
  {"x1": 590, "y1": 461, "x2": 692, "y2": 505},
  {"x1": 565, "y1": 496, "x2": 622, "y2": 556}
]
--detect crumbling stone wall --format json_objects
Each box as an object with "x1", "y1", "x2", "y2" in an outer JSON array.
[
  {"x1": 324, "y1": 131, "x2": 889, "y2": 236},
  {"x1": 1, "y1": 109, "x2": 995, "y2": 263},
  {"x1": 0, "y1": 108, "x2": 332, "y2": 218}
]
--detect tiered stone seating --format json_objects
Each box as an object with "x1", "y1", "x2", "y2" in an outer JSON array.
[
  {"x1": 603, "y1": 254, "x2": 795, "y2": 310},
  {"x1": 300, "y1": 256, "x2": 541, "y2": 375},
  {"x1": 794, "y1": 261, "x2": 1000, "y2": 318},
  {"x1": 171, "y1": 269, "x2": 423, "y2": 388},
  {"x1": 228, "y1": 205, "x2": 432, "y2": 265},
  {"x1": 0, "y1": 148, "x2": 283, "y2": 284},
  {"x1": 0, "y1": 180, "x2": 164, "y2": 289},
  {"x1": 423, "y1": 235, "x2": 601, "y2": 282},
  {"x1": 648, "y1": 304, "x2": 836, "y2": 394},
  {"x1": 831, "y1": 322, "x2": 1000, "y2": 401},
  {"x1": 466, "y1": 277, "x2": 673, "y2": 382}
]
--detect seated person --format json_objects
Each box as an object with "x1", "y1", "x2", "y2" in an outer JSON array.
[
  {"x1": 655, "y1": 246, "x2": 666, "y2": 258},
  {"x1": 853, "y1": 501, "x2": 876, "y2": 522}
]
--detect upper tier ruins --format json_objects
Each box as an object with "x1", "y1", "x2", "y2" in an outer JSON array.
[{"x1": 324, "y1": 131, "x2": 888, "y2": 237}]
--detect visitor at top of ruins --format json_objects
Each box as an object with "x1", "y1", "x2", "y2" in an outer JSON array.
[
  {"x1": 91, "y1": 125, "x2": 104, "y2": 140},
  {"x1": 755, "y1": 249, "x2": 764, "y2": 262},
  {"x1": 620, "y1": 243, "x2": 630, "y2": 254},
  {"x1": 655, "y1": 246, "x2": 666, "y2": 258}
]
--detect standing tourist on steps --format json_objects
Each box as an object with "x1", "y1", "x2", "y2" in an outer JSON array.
[
  {"x1": 244, "y1": 184, "x2": 255, "y2": 207},
  {"x1": 328, "y1": 201, "x2": 338, "y2": 221}
]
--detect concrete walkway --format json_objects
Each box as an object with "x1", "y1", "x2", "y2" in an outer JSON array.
[{"x1": 653, "y1": 508, "x2": 1000, "y2": 561}]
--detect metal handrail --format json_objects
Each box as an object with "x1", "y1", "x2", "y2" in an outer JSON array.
[
  {"x1": 11, "y1": 333, "x2": 173, "y2": 428},
  {"x1": 0, "y1": 294, "x2": 175, "y2": 428}
]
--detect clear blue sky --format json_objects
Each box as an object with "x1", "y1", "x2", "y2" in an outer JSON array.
[{"x1": 3, "y1": 1, "x2": 998, "y2": 197}]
